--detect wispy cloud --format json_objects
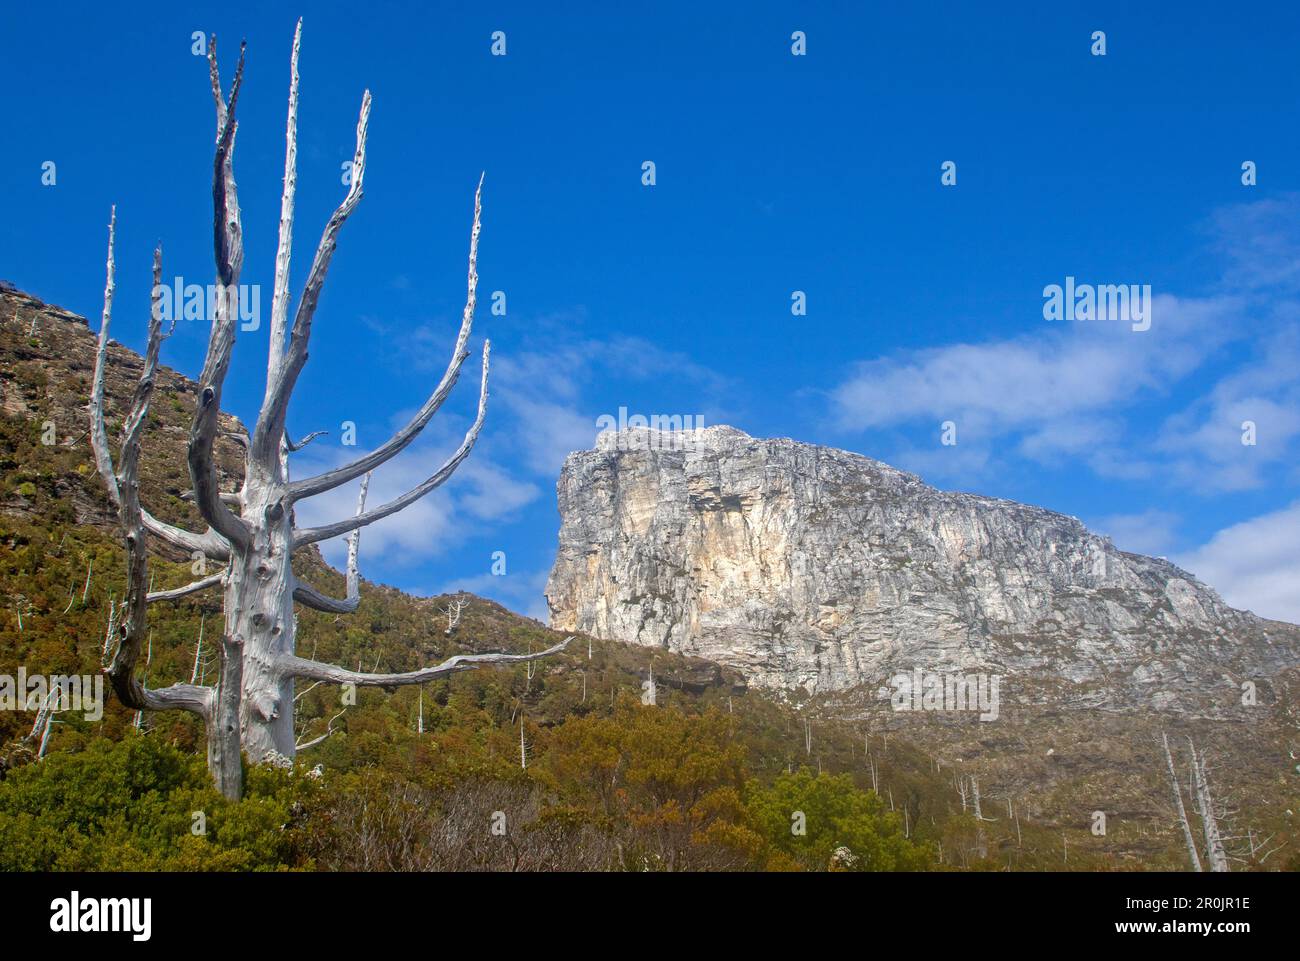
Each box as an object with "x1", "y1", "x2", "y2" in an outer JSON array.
[
  {"x1": 1092, "y1": 509, "x2": 1182, "y2": 557},
  {"x1": 1155, "y1": 324, "x2": 1300, "y2": 492},
  {"x1": 829, "y1": 292, "x2": 1238, "y2": 482},
  {"x1": 826, "y1": 196, "x2": 1300, "y2": 497},
  {"x1": 1175, "y1": 501, "x2": 1300, "y2": 625}
]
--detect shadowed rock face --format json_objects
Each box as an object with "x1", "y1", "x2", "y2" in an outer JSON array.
[{"x1": 546, "y1": 426, "x2": 1299, "y2": 710}]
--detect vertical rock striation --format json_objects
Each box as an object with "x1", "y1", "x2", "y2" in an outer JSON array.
[{"x1": 546, "y1": 426, "x2": 1298, "y2": 710}]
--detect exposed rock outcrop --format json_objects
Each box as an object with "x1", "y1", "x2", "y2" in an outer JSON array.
[{"x1": 546, "y1": 426, "x2": 1299, "y2": 711}]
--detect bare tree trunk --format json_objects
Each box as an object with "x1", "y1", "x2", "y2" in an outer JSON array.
[
  {"x1": 1162, "y1": 732, "x2": 1203, "y2": 872},
  {"x1": 1188, "y1": 738, "x2": 1229, "y2": 872}
]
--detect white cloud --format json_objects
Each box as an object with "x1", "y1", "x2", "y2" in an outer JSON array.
[
  {"x1": 828, "y1": 293, "x2": 1239, "y2": 486},
  {"x1": 1175, "y1": 501, "x2": 1300, "y2": 625},
  {"x1": 1092, "y1": 509, "x2": 1181, "y2": 557},
  {"x1": 496, "y1": 393, "x2": 601, "y2": 477},
  {"x1": 832, "y1": 293, "x2": 1235, "y2": 434},
  {"x1": 1156, "y1": 325, "x2": 1300, "y2": 492},
  {"x1": 1207, "y1": 192, "x2": 1300, "y2": 294}
]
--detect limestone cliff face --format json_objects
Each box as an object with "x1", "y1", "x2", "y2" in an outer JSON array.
[{"x1": 546, "y1": 426, "x2": 1299, "y2": 708}]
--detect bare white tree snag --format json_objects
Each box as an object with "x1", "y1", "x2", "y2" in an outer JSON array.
[
  {"x1": 1163, "y1": 732, "x2": 1203, "y2": 872},
  {"x1": 970, "y1": 776, "x2": 993, "y2": 821},
  {"x1": 519, "y1": 715, "x2": 528, "y2": 770},
  {"x1": 24, "y1": 690, "x2": 58, "y2": 757},
  {"x1": 1188, "y1": 738, "x2": 1229, "y2": 872},
  {"x1": 296, "y1": 707, "x2": 347, "y2": 751},
  {"x1": 100, "y1": 595, "x2": 119, "y2": 662},
  {"x1": 441, "y1": 594, "x2": 465, "y2": 635},
  {"x1": 190, "y1": 614, "x2": 209, "y2": 685},
  {"x1": 88, "y1": 23, "x2": 568, "y2": 796}
]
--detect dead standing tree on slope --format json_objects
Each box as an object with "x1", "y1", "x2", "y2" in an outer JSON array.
[{"x1": 90, "y1": 23, "x2": 568, "y2": 799}]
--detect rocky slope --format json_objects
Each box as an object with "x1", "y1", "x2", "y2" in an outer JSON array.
[{"x1": 547, "y1": 426, "x2": 1299, "y2": 712}]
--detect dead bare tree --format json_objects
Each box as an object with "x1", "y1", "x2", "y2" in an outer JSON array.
[
  {"x1": 23, "y1": 690, "x2": 60, "y2": 759},
  {"x1": 1160, "y1": 732, "x2": 1233, "y2": 871},
  {"x1": 1187, "y1": 738, "x2": 1229, "y2": 872},
  {"x1": 1162, "y1": 732, "x2": 1203, "y2": 872},
  {"x1": 89, "y1": 22, "x2": 567, "y2": 799},
  {"x1": 440, "y1": 594, "x2": 466, "y2": 636}
]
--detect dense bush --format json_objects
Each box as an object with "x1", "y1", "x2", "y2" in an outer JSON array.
[
  {"x1": 0, "y1": 708, "x2": 936, "y2": 872},
  {"x1": 0, "y1": 735, "x2": 313, "y2": 870}
]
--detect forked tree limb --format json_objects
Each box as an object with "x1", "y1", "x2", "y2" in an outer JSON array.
[
  {"x1": 296, "y1": 707, "x2": 346, "y2": 751},
  {"x1": 292, "y1": 342, "x2": 489, "y2": 549},
  {"x1": 274, "y1": 637, "x2": 572, "y2": 687},
  {"x1": 288, "y1": 175, "x2": 484, "y2": 502},
  {"x1": 92, "y1": 219, "x2": 214, "y2": 719},
  {"x1": 88, "y1": 220, "x2": 231, "y2": 561},
  {"x1": 292, "y1": 473, "x2": 369, "y2": 613}
]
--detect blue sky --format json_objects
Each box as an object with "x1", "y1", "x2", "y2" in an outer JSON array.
[{"x1": 2, "y1": 2, "x2": 1298, "y2": 623}]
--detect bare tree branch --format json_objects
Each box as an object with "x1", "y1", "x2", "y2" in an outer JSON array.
[
  {"x1": 288, "y1": 174, "x2": 484, "y2": 502},
  {"x1": 285, "y1": 428, "x2": 327, "y2": 451},
  {"x1": 291, "y1": 473, "x2": 369, "y2": 613},
  {"x1": 296, "y1": 707, "x2": 346, "y2": 751},
  {"x1": 147, "y1": 571, "x2": 226, "y2": 604},
  {"x1": 253, "y1": 86, "x2": 371, "y2": 466},
  {"x1": 88, "y1": 206, "x2": 120, "y2": 505},
  {"x1": 275, "y1": 636, "x2": 571, "y2": 687},
  {"x1": 188, "y1": 35, "x2": 252, "y2": 551},
  {"x1": 265, "y1": 19, "x2": 302, "y2": 390},
  {"x1": 293, "y1": 342, "x2": 489, "y2": 548},
  {"x1": 93, "y1": 226, "x2": 214, "y2": 722},
  {"x1": 87, "y1": 214, "x2": 231, "y2": 562},
  {"x1": 180, "y1": 490, "x2": 241, "y2": 506}
]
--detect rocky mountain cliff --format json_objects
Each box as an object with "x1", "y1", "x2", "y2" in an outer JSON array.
[{"x1": 547, "y1": 426, "x2": 1299, "y2": 712}]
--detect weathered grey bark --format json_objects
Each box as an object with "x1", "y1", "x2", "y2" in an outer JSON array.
[
  {"x1": 89, "y1": 21, "x2": 568, "y2": 796},
  {"x1": 1162, "y1": 732, "x2": 1203, "y2": 872}
]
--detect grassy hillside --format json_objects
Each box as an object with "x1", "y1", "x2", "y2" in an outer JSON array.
[{"x1": 0, "y1": 287, "x2": 1296, "y2": 871}]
